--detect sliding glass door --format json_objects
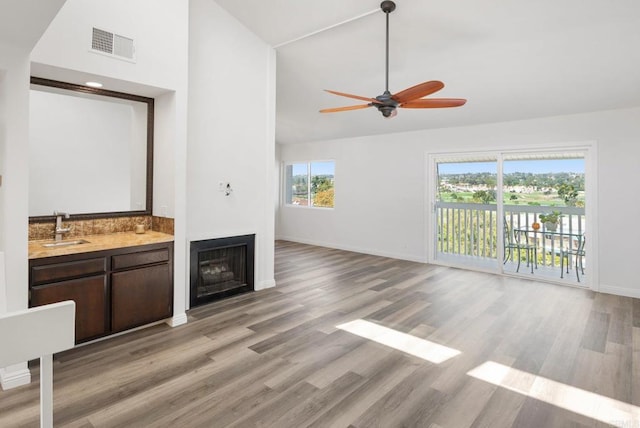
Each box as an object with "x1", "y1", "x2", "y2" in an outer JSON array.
[
  {"x1": 430, "y1": 150, "x2": 589, "y2": 286},
  {"x1": 433, "y1": 157, "x2": 499, "y2": 270}
]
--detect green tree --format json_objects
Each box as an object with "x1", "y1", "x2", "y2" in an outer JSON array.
[
  {"x1": 472, "y1": 190, "x2": 496, "y2": 204},
  {"x1": 557, "y1": 183, "x2": 578, "y2": 206},
  {"x1": 311, "y1": 176, "x2": 332, "y2": 194}
]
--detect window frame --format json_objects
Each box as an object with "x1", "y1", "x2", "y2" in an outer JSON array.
[{"x1": 283, "y1": 160, "x2": 335, "y2": 209}]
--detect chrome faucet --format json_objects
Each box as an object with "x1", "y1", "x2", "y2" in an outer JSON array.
[{"x1": 53, "y1": 211, "x2": 71, "y2": 241}]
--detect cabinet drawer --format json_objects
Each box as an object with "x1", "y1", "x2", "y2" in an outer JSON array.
[
  {"x1": 31, "y1": 257, "x2": 106, "y2": 285},
  {"x1": 112, "y1": 248, "x2": 169, "y2": 270}
]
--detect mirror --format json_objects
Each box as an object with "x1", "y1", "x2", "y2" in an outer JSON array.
[{"x1": 28, "y1": 77, "x2": 153, "y2": 222}]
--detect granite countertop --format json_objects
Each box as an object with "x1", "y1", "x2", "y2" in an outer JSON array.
[{"x1": 29, "y1": 231, "x2": 174, "y2": 259}]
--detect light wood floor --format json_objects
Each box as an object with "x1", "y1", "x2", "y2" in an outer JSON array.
[{"x1": 1, "y1": 241, "x2": 639, "y2": 427}]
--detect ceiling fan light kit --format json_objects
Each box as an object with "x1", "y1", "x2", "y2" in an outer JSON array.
[{"x1": 320, "y1": 1, "x2": 466, "y2": 118}]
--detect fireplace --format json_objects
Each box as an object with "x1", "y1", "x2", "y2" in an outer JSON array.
[{"x1": 190, "y1": 234, "x2": 255, "y2": 307}]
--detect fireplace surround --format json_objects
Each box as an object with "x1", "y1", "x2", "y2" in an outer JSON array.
[{"x1": 189, "y1": 234, "x2": 255, "y2": 308}]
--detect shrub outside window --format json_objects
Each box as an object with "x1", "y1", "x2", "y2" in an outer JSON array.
[{"x1": 285, "y1": 161, "x2": 335, "y2": 208}]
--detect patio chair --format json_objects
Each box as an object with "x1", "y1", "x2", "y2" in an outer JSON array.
[
  {"x1": 503, "y1": 219, "x2": 537, "y2": 273},
  {"x1": 561, "y1": 234, "x2": 586, "y2": 282}
]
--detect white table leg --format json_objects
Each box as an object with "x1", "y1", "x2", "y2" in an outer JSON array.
[{"x1": 40, "y1": 354, "x2": 53, "y2": 428}]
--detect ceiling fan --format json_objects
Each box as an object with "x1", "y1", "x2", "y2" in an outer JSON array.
[{"x1": 320, "y1": 1, "x2": 466, "y2": 118}]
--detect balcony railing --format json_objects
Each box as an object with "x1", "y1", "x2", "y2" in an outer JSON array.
[
  {"x1": 435, "y1": 202, "x2": 498, "y2": 258},
  {"x1": 435, "y1": 202, "x2": 586, "y2": 271}
]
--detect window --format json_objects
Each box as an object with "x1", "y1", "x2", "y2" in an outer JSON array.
[{"x1": 285, "y1": 161, "x2": 335, "y2": 208}]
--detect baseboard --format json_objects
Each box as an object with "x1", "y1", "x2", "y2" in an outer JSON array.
[
  {"x1": 0, "y1": 364, "x2": 31, "y2": 390},
  {"x1": 257, "y1": 279, "x2": 276, "y2": 290},
  {"x1": 598, "y1": 284, "x2": 640, "y2": 299},
  {"x1": 167, "y1": 312, "x2": 188, "y2": 327},
  {"x1": 276, "y1": 236, "x2": 426, "y2": 263}
]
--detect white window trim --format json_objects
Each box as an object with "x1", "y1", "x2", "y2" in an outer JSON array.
[{"x1": 282, "y1": 160, "x2": 335, "y2": 209}]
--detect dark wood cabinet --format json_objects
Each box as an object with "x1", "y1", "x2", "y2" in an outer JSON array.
[
  {"x1": 31, "y1": 275, "x2": 108, "y2": 342},
  {"x1": 29, "y1": 241, "x2": 173, "y2": 344},
  {"x1": 112, "y1": 262, "x2": 172, "y2": 332}
]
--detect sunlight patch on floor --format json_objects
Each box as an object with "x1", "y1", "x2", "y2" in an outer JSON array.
[
  {"x1": 336, "y1": 319, "x2": 461, "y2": 364},
  {"x1": 468, "y1": 361, "x2": 640, "y2": 427}
]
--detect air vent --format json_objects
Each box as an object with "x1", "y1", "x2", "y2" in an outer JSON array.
[{"x1": 91, "y1": 27, "x2": 135, "y2": 62}]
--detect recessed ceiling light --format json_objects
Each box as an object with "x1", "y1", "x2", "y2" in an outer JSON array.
[{"x1": 85, "y1": 81, "x2": 103, "y2": 88}]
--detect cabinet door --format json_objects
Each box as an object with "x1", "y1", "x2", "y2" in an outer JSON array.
[
  {"x1": 31, "y1": 276, "x2": 108, "y2": 343},
  {"x1": 111, "y1": 264, "x2": 173, "y2": 332}
]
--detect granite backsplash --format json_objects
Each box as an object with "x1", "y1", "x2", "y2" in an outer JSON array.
[{"x1": 29, "y1": 215, "x2": 174, "y2": 241}]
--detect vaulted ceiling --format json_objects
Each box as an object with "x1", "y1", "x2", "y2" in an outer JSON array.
[
  {"x1": 0, "y1": 0, "x2": 66, "y2": 50},
  {"x1": 215, "y1": 0, "x2": 640, "y2": 144}
]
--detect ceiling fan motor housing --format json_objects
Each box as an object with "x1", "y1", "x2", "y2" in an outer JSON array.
[
  {"x1": 377, "y1": 105, "x2": 396, "y2": 117},
  {"x1": 380, "y1": 1, "x2": 396, "y2": 13},
  {"x1": 374, "y1": 90, "x2": 398, "y2": 117}
]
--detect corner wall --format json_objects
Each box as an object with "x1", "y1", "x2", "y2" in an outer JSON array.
[
  {"x1": 0, "y1": 43, "x2": 33, "y2": 389},
  {"x1": 277, "y1": 107, "x2": 640, "y2": 297}
]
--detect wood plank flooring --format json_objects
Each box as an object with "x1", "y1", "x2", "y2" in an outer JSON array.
[{"x1": 1, "y1": 240, "x2": 639, "y2": 427}]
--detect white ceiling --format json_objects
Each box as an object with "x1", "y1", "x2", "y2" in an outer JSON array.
[
  {"x1": 215, "y1": 0, "x2": 640, "y2": 144},
  {"x1": 0, "y1": 0, "x2": 66, "y2": 50}
]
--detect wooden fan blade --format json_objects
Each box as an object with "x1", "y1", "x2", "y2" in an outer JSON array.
[
  {"x1": 320, "y1": 104, "x2": 372, "y2": 113},
  {"x1": 324, "y1": 89, "x2": 381, "y2": 104},
  {"x1": 391, "y1": 81, "x2": 445, "y2": 103},
  {"x1": 400, "y1": 98, "x2": 467, "y2": 108}
]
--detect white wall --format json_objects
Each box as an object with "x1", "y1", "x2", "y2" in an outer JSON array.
[
  {"x1": 188, "y1": 0, "x2": 276, "y2": 293},
  {"x1": 0, "y1": 44, "x2": 30, "y2": 314},
  {"x1": 277, "y1": 107, "x2": 640, "y2": 297},
  {"x1": 153, "y1": 92, "x2": 177, "y2": 219},
  {"x1": 30, "y1": 0, "x2": 187, "y2": 92},
  {"x1": 0, "y1": 43, "x2": 36, "y2": 390}
]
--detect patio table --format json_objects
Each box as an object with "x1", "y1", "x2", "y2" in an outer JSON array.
[{"x1": 514, "y1": 227, "x2": 585, "y2": 278}]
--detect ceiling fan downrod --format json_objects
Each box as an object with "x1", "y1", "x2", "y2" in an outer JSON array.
[
  {"x1": 381, "y1": 1, "x2": 395, "y2": 95},
  {"x1": 377, "y1": 1, "x2": 397, "y2": 117}
]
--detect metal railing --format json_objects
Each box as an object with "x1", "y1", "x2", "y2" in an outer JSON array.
[{"x1": 503, "y1": 205, "x2": 585, "y2": 268}]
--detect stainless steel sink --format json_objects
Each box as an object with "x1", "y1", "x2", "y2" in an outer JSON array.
[{"x1": 42, "y1": 239, "x2": 89, "y2": 248}]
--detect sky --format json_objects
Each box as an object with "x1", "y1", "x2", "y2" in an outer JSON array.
[
  {"x1": 439, "y1": 158, "x2": 585, "y2": 175},
  {"x1": 291, "y1": 161, "x2": 335, "y2": 176}
]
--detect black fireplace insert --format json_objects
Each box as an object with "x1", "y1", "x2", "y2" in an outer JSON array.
[{"x1": 190, "y1": 234, "x2": 255, "y2": 307}]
